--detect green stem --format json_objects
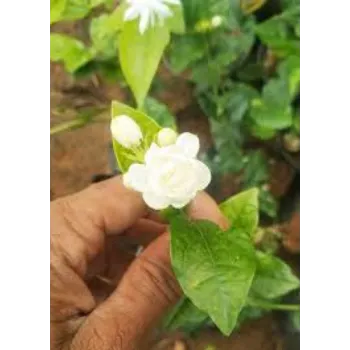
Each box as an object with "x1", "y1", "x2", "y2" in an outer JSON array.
[
  {"x1": 50, "y1": 110, "x2": 109, "y2": 136},
  {"x1": 50, "y1": 118, "x2": 87, "y2": 135},
  {"x1": 248, "y1": 300, "x2": 300, "y2": 311}
]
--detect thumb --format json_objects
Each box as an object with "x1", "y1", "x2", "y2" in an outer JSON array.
[{"x1": 74, "y1": 232, "x2": 180, "y2": 350}]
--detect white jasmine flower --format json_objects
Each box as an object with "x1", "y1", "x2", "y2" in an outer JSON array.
[
  {"x1": 111, "y1": 115, "x2": 143, "y2": 149},
  {"x1": 124, "y1": 0, "x2": 181, "y2": 34},
  {"x1": 123, "y1": 132, "x2": 211, "y2": 210},
  {"x1": 157, "y1": 128, "x2": 177, "y2": 146},
  {"x1": 211, "y1": 15, "x2": 223, "y2": 28}
]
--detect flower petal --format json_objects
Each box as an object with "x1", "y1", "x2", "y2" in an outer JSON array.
[
  {"x1": 171, "y1": 196, "x2": 193, "y2": 209},
  {"x1": 123, "y1": 164, "x2": 148, "y2": 192},
  {"x1": 139, "y1": 7, "x2": 150, "y2": 34},
  {"x1": 143, "y1": 192, "x2": 170, "y2": 210},
  {"x1": 153, "y1": 2, "x2": 172, "y2": 18},
  {"x1": 124, "y1": 6, "x2": 139, "y2": 21},
  {"x1": 164, "y1": 0, "x2": 181, "y2": 5},
  {"x1": 176, "y1": 132, "x2": 200, "y2": 158},
  {"x1": 145, "y1": 142, "x2": 161, "y2": 164},
  {"x1": 194, "y1": 160, "x2": 212, "y2": 190}
]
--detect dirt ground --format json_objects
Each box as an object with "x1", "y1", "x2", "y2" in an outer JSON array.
[{"x1": 50, "y1": 56, "x2": 298, "y2": 349}]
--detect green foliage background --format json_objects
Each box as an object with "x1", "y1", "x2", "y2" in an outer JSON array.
[{"x1": 51, "y1": 0, "x2": 300, "y2": 336}]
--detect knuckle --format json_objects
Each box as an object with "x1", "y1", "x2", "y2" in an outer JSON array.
[{"x1": 136, "y1": 257, "x2": 181, "y2": 306}]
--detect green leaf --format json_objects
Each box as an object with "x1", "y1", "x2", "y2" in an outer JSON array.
[
  {"x1": 111, "y1": 101, "x2": 161, "y2": 172},
  {"x1": 107, "y1": 2, "x2": 129, "y2": 31},
  {"x1": 90, "y1": 0, "x2": 113, "y2": 7},
  {"x1": 170, "y1": 216, "x2": 256, "y2": 335},
  {"x1": 277, "y1": 55, "x2": 300, "y2": 100},
  {"x1": 191, "y1": 61, "x2": 223, "y2": 89},
  {"x1": 250, "y1": 124, "x2": 277, "y2": 140},
  {"x1": 163, "y1": 297, "x2": 208, "y2": 332},
  {"x1": 50, "y1": 0, "x2": 66, "y2": 24},
  {"x1": 250, "y1": 79, "x2": 293, "y2": 130},
  {"x1": 90, "y1": 15, "x2": 119, "y2": 59},
  {"x1": 220, "y1": 83, "x2": 259, "y2": 122},
  {"x1": 59, "y1": 0, "x2": 91, "y2": 21},
  {"x1": 292, "y1": 110, "x2": 300, "y2": 134},
  {"x1": 50, "y1": 33, "x2": 94, "y2": 73},
  {"x1": 259, "y1": 188, "x2": 278, "y2": 218},
  {"x1": 242, "y1": 151, "x2": 269, "y2": 188},
  {"x1": 219, "y1": 188, "x2": 259, "y2": 237},
  {"x1": 250, "y1": 251, "x2": 300, "y2": 299},
  {"x1": 119, "y1": 20, "x2": 170, "y2": 108},
  {"x1": 255, "y1": 7, "x2": 299, "y2": 57},
  {"x1": 168, "y1": 34, "x2": 207, "y2": 73},
  {"x1": 166, "y1": 4, "x2": 186, "y2": 33},
  {"x1": 143, "y1": 97, "x2": 176, "y2": 128}
]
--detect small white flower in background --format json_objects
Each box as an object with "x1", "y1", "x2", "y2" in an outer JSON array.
[
  {"x1": 124, "y1": 0, "x2": 181, "y2": 34},
  {"x1": 157, "y1": 128, "x2": 177, "y2": 146},
  {"x1": 211, "y1": 15, "x2": 223, "y2": 28},
  {"x1": 124, "y1": 132, "x2": 211, "y2": 210},
  {"x1": 111, "y1": 115, "x2": 143, "y2": 149}
]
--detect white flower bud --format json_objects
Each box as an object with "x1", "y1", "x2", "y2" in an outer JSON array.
[
  {"x1": 157, "y1": 128, "x2": 178, "y2": 146},
  {"x1": 110, "y1": 115, "x2": 143, "y2": 149},
  {"x1": 211, "y1": 15, "x2": 223, "y2": 28}
]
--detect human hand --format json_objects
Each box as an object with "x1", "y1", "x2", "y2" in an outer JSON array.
[{"x1": 51, "y1": 176, "x2": 227, "y2": 350}]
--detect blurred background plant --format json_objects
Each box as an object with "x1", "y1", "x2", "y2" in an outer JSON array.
[{"x1": 51, "y1": 0, "x2": 300, "y2": 348}]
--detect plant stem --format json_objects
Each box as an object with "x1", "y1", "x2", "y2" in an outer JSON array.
[
  {"x1": 50, "y1": 118, "x2": 87, "y2": 135},
  {"x1": 248, "y1": 300, "x2": 300, "y2": 311},
  {"x1": 50, "y1": 110, "x2": 109, "y2": 135}
]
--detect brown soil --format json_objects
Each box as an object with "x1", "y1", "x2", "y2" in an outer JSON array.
[
  {"x1": 281, "y1": 212, "x2": 300, "y2": 254},
  {"x1": 50, "y1": 23, "x2": 292, "y2": 348}
]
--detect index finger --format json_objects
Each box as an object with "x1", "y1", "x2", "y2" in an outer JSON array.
[{"x1": 51, "y1": 176, "x2": 148, "y2": 276}]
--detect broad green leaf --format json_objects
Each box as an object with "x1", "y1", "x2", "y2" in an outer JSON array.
[
  {"x1": 250, "y1": 79, "x2": 293, "y2": 130},
  {"x1": 111, "y1": 101, "x2": 161, "y2": 172},
  {"x1": 191, "y1": 61, "x2": 223, "y2": 89},
  {"x1": 50, "y1": 34, "x2": 94, "y2": 73},
  {"x1": 250, "y1": 251, "x2": 300, "y2": 299},
  {"x1": 163, "y1": 297, "x2": 208, "y2": 332},
  {"x1": 255, "y1": 7, "x2": 299, "y2": 57},
  {"x1": 119, "y1": 20, "x2": 170, "y2": 108},
  {"x1": 278, "y1": 56, "x2": 300, "y2": 99},
  {"x1": 251, "y1": 99, "x2": 292, "y2": 130},
  {"x1": 259, "y1": 188, "x2": 278, "y2": 218},
  {"x1": 50, "y1": 0, "x2": 66, "y2": 24},
  {"x1": 59, "y1": 0, "x2": 91, "y2": 21},
  {"x1": 143, "y1": 97, "x2": 176, "y2": 128},
  {"x1": 166, "y1": 4, "x2": 186, "y2": 33},
  {"x1": 250, "y1": 124, "x2": 277, "y2": 140},
  {"x1": 292, "y1": 110, "x2": 300, "y2": 134},
  {"x1": 219, "y1": 188, "x2": 259, "y2": 237},
  {"x1": 170, "y1": 216, "x2": 256, "y2": 335},
  {"x1": 242, "y1": 151, "x2": 269, "y2": 188},
  {"x1": 225, "y1": 84, "x2": 259, "y2": 122},
  {"x1": 107, "y1": 2, "x2": 129, "y2": 31},
  {"x1": 90, "y1": 15, "x2": 119, "y2": 59},
  {"x1": 52, "y1": 0, "x2": 126, "y2": 23},
  {"x1": 168, "y1": 34, "x2": 207, "y2": 73}
]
